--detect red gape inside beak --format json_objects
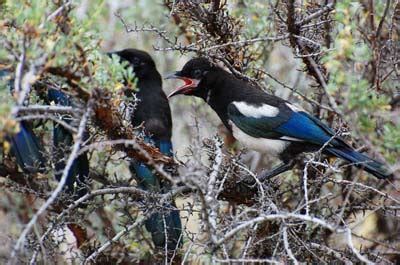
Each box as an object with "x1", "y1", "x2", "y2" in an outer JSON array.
[{"x1": 167, "y1": 77, "x2": 200, "y2": 98}]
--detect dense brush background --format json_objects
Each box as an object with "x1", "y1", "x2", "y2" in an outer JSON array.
[{"x1": 0, "y1": 0, "x2": 399, "y2": 264}]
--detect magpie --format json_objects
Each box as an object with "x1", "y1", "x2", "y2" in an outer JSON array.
[
  {"x1": 0, "y1": 68, "x2": 90, "y2": 198},
  {"x1": 166, "y1": 58, "x2": 391, "y2": 180},
  {"x1": 110, "y1": 49, "x2": 182, "y2": 251},
  {"x1": 47, "y1": 89, "x2": 90, "y2": 199}
]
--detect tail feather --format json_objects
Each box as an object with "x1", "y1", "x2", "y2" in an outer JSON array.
[
  {"x1": 326, "y1": 146, "x2": 391, "y2": 179},
  {"x1": 130, "y1": 138, "x2": 182, "y2": 250},
  {"x1": 49, "y1": 89, "x2": 90, "y2": 199},
  {"x1": 10, "y1": 122, "x2": 45, "y2": 174},
  {"x1": 145, "y1": 205, "x2": 182, "y2": 250},
  {"x1": 2, "y1": 69, "x2": 45, "y2": 173},
  {"x1": 2, "y1": 71, "x2": 90, "y2": 197}
]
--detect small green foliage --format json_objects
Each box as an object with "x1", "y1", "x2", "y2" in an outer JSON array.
[{"x1": 321, "y1": 0, "x2": 397, "y2": 162}]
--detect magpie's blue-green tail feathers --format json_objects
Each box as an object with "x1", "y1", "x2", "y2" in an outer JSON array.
[
  {"x1": 53, "y1": 123, "x2": 90, "y2": 198},
  {"x1": 10, "y1": 122, "x2": 46, "y2": 174},
  {"x1": 1, "y1": 69, "x2": 45, "y2": 173},
  {"x1": 144, "y1": 204, "x2": 182, "y2": 250},
  {"x1": 326, "y1": 146, "x2": 391, "y2": 179},
  {"x1": 130, "y1": 138, "x2": 182, "y2": 250},
  {"x1": 1, "y1": 69, "x2": 90, "y2": 197},
  {"x1": 48, "y1": 89, "x2": 90, "y2": 199}
]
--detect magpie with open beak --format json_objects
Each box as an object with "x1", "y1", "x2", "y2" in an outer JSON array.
[{"x1": 166, "y1": 58, "x2": 392, "y2": 180}]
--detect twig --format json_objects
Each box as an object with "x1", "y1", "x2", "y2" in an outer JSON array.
[
  {"x1": 205, "y1": 137, "x2": 223, "y2": 244},
  {"x1": 302, "y1": 161, "x2": 310, "y2": 216},
  {"x1": 17, "y1": 105, "x2": 79, "y2": 115},
  {"x1": 328, "y1": 178, "x2": 400, "y2": 205},
  {"x1": 202, "y1": 34, "x2": 289, "y2": 51},
  {"x1": 45, "y1": 0, "x2": 72, "y2": 23},
  {"x1": 295, "y1": 3, "x2": 335, "y2": 26},
  {"x1": 213, "y1": 257, "x2": 282, "y2": 264},
  {"x1": 82, "y1": 217, "x2": 147, "y2": 264},
  {"x1": 13, "y1": 37, "x2": 26, "y2": 97},
  {"x1": 16, "y1": 114, "x2": 78, "y2": 134},
  {"x1": 282, "y1": 226, "x2": 299, "y2": 265},
  {"x1": 376, "y1": 0, "x2": 391, "y2": 39},
  {"x1": 215, "y1": 212, "x2": 373, "y2": 263}
]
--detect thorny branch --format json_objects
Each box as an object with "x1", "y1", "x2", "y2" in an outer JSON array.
[{"x1": 2, "y1": 0, "x2": 399, "y2": 264}]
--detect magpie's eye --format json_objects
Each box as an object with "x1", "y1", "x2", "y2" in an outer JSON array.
[
  {"x1": 132, "y1": 57, "x2": 141, "y2": 65},
  {"x1": 193, "y1": 69, "x2": 202, "y2": 78}
]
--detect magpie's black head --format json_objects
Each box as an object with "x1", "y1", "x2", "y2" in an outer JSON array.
[
  {"x1": 108, "y1": 48, "x2": 157, "y2": 78},
  {"x1": 166, "y1": 58, "x2": 215, "y2": 99}
]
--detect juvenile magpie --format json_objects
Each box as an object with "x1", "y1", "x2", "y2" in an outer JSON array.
[
  {"x1": 110, "y1": 49, "x2": 182, "y2": 251},
  {"x1": 166, "y1": 58, "x2": 391, "y2": 180}
]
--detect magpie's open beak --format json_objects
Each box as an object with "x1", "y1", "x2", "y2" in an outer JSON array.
[{"x1": 165, "y1": 71, "x2": 200, "y2": 98}]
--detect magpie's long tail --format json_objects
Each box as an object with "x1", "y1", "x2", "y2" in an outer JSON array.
[
  {"x1": 10, "y1": 122, "x2": 46, "y2": 174},
  {"x1": 2, "y1": 70, "x2": 90, "y2": 197},
  {"x1": 130, "y1": 139, "x2": 182, "y2": 251},
  {"x1": 48, "y1": 89, "x2": 90, "y2": 199},
  {"x1": 53, "y1": 123, "x2": 90, "y2": 199},
  {"x1": 326, "y1": 145, "x2": 391, "y2": 179},
  {"x1": 1, "y1": 69, "x2": 45, "y2": 174}
]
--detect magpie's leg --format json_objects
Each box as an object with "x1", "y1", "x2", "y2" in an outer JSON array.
[{"x1": 258, "y1": 160, "x2": 295, "y2": 182}]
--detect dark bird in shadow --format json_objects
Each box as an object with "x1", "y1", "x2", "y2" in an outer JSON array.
[{"x1": 109, "y1": 49, "x2": 182, "y2": 252}]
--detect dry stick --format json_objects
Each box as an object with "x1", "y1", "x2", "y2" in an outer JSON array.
[
  {"x1": 9, "y1": 98, "x2": 93, "y2": 264},
  {"x1": 302, "y1": 161, "x2": 311, "y2": 216},
  {"x1": 233, "y1": 162, "x2": 271, "y2": 209},
  {"x1": 205, "y1": 137, "x2": 223, "y2": 244},
  {"x1": 295, "y1": 2, "x2": 335, "y2": 26},
  {"x1": 44, "y1": 0, "x2": 72, "y2": 24},
  {"x1": 202, "y1": 34, "x2": 289, "y2": 51},
  {"x1": 115, "y1": 12, "x2": 180, "y2": 51},
  {"x1": 335, "y1": 175, "x2": 359, "y2": 227},
  {"x1": 301, "y1": 132, "x2": 340, "y2": 216},
  {"x1": 213, "y1": 258, "x2": 282, "y2": 264},
  {"x1": 328, "y1": 178, "x2": 400, "y2": 205},
  {"x1": 310, "y1": 242, "x2": 352, "y2": 264},
  {"x1": 215, "y1": 212, "x2": 373, "y2": 264},
  {"x1": 282, "y1": 226, "x2": 299, "y2": 265},
  {"x1": 17, "y1": 105, "x2": 78, "y2": 115},
  {"x1": 82, "y1": 216, "x2": 147, "y2": 265},
  {"x1": 16, "y1": 114, "x2": 78, "y2": 134},
  {"x1": 375, "y1": 0, "x2": 391, "y2": 40},
  {"x1": 181, "y1": 232, "x2": 200, "y2": 264},
  {"x1": 13, "y1": 37, "x2": 26, "y2": 98}
]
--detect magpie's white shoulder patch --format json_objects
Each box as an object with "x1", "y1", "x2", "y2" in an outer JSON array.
[
  {"x1": 229, "y1": 121, "x2": 288, "y2": 156},
  {"x1": 232, "y1": 101, "x2": 279, "y2": 118},
  {"x1": 285, "y1": 102, "x2": 303, "y2": 112}
]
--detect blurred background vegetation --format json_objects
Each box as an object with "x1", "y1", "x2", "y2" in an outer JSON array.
[{"x1": 0, "y1": 0, "x2": 399, "y2": 264}]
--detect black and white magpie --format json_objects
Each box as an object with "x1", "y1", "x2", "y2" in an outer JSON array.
[{"x1": 166, "y1": 58, "x2": 391, "y2": 180}]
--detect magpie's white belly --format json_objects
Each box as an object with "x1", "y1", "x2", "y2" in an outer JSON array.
[{"x1": 230, "y1": 122, "x2": 289, "y2": 156}]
